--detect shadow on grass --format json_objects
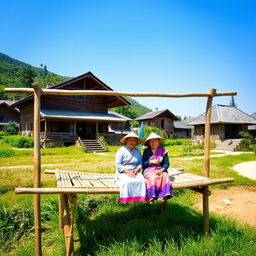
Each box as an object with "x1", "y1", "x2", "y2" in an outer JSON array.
[{"x1": 74, "y1": 194, "x2": 223, "y2": 255}]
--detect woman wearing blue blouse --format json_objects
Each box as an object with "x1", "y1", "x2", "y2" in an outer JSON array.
[{"x1": 115, "y1": 132, "x2": 146, "y2": 203}]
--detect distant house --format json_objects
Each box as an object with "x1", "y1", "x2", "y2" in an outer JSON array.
[
  {"x1": 10, "y1": 72, "x2": 130, "y2": 146},
  {"x1": 0, "y1": 100, "x2": 20, "y2": 131},
  {"x1": 174, "y1": 120, "x2": 193, "y2": 138},
  {"x1": 189, "y1": 105, "x2": 256, "y2": 141},
  {"x1": 248, "y1": 112, "x2": 256, "y2": 139},
  {"x1": 135, "y1": 109, "x2": 178, "y2": 135}
]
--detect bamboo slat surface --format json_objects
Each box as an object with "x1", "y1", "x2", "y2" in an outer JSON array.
[
  {"x1": 15, "y1": 168, "x2": 234, "y2": 194},
  {"x1": 56, "y1": 169, "x2": 210, "y2": 188}
]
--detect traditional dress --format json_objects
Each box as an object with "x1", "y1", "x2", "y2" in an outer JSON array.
[
  {"x1": 142, "y1": 146, "x2": 173, "y2": 201},
  {"x1": 115, "y1": 145, "x2": 147, "y2": 203}
]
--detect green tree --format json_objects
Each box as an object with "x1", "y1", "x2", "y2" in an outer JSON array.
[
  {"x1": 43, "y1": 65, "x2": 48, "y2": 77},
  {"x1": 3, "y1": 121, "x2": 19, "y2": 135},
  {"x1": 112, "y1": 106, "x2": 137, "y2": 119},
  {"x1": 19, "y1": 65, "x2": 36, "y2": 87},
  {"x1": 0, "y1": 90, "x2": 7, "y2": 99},
  {"x1": 229, "y1": 96, "x2": 237, "y2": 108}
]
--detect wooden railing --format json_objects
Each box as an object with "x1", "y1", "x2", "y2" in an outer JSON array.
[{"x1": 40, "y1": 132, "x2": 75, "y2": 142}]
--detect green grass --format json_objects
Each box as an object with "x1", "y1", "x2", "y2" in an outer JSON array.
[{"x1": 0, "y1": 142, "x2": 256, "y2": 255}]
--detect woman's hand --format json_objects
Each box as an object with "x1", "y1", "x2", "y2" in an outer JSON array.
[
  {"x1": 156, "y1": 169, "x2": 164, "y2": 176},
  {"x1": 150, "y1": 159, "x2": 161, "y2": 165}
]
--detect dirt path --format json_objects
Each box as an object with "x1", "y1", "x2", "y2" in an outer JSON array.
[
  {"x1": 232, "y1": 161, "x2": 256, "y2": 180},
  {"x1": 193, "y1": 186, "x2": 256, "y2": 227}
]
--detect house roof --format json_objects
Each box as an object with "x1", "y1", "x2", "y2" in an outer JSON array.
[
  {"x1": 189, "y1": 105, "x2": 256, "y2": 125},
  {"x1": 135, "y1": 109, "x2": 178, "y2": 121},
  {"x1": 0, "y1": 100, "x2": 20, "y2": 113},
  {"x1": 108, "y1": 111, "x2": 133, "y2": 121},
  {"x1": 40, "y1": 109, "x2": 126, "y2": 122},
  {"x1": 10, "y1": 72, "x2": 130, "y2": 109},
  {"x1": 248, "y1": 112, "x2": 256, "y2": 130},
  {"x1": 108, "y1": 126, "x2": 131, "y2": 134},
  {"x1": 174, "y1": 120, "x2": 193, "y2": 130}
]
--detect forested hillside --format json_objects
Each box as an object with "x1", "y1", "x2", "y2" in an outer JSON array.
[{"x1": 0, "y1": 52, "x2": 151, "y2": 118}]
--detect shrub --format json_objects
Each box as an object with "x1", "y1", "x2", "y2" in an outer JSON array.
[
  {"x1": 135, "y1": 126, "x2": 167, "y2": 141},
  {"x1": 164, "y1": 138, "x2": 190, "y2": 146},
  {"x1": 3, "y1": 121, "x2": 19, "y2": 135},
  {"x1": 3, "y1": 135, "x2": 34, "y2": 148},
  {"x1": 0, "y1": 131, "x2": 5, "y2": 138},
  {"x1": 98, "y1": 136, "x2": 108, "y2": 151},
  {"x1": 0, "y1": 149, "x2": 15, "y2": 158},
  {"x1": 239, "y1": 131, "x2": 253, "y2": 151}
]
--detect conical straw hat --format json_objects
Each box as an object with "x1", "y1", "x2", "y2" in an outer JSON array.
[
  {"x1": 144, "y1": 132, "x2": 165, "y2": 146},
  {"x1": 120, "y1": 132, "x2": 143, "y2": 145}
]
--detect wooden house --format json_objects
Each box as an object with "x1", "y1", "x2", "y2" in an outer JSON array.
[
  {"x1": 248, "y1": 112, "x2": 256, "y2": 140},
  {"x1": 189, "y1": 105, "x2": 256, "y2": 141},
  {"x1": 135, "y1": 109, "x2": 178, "y2": 135},
  {"x1": 0, "y1": 100, "x2": 20, "y2": 131},
  {"x1": 10, "y1": 72, "x2": 130, "y2": 147},
  {"x1": 174, "y1": 120, "x2": 193, "y2": 138}
]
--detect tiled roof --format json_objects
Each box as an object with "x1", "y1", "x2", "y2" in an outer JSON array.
[
  {"x1": 136, "y1": 109, "x2": 178, "y2": 121},
  {"x1": 189, "y1": 105, "x2": 256, "y2": 125}
]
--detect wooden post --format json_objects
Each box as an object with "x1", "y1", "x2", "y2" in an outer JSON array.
[
  {"x1": 61, "y1": 194, "x2": 74, "y2": 256},
  {"x1": 44, "y1": 119, "x2": 47, "y2": 148},
  {"x1": 96, "y1": 122, "x2": 98, "y2": 137},
  {"x1": 204, "y1": 88, "x2": 216, "y2": 178},
  {"x1": 74, "y1": 121, "x2": 76, "y2": 141},
  {"x1": 32, "y1": 82, "x2": 42, "y2": 256},
  {"x1": 59, "y1": 195, "x2": 64, "y2": 229},
  {"x1": 203, "y1": 88, "x2": 216, "y2": 235}
]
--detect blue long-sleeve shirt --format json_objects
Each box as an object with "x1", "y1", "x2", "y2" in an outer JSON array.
[
  {"x1": 115, "y1": 145, "x2": 142, "y2": 174},
  {"x1": 142, "y1": 147, "x2": 170, "y2": 172}
]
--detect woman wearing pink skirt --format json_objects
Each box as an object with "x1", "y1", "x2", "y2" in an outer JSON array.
[{"x1": 142, "y1": 132, "x2": 173, "y2": 208}]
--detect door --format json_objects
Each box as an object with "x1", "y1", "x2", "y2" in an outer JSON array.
[{"x1": 76, "y1": 122, "x2": 96, "y2": 139}]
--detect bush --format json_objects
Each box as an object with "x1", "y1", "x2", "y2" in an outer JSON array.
[
  {"x1": 98, "y1": 136, "x2": 108, "y2": 151},
  {"x1": 164, "y1": 138, "x2": 190, "y2": 146},
  {"x1": 3, "y1": 135, "x2": 34, "y2": 148},
  {"x1": 3, "y1": 121, "x2": 19, "y2": 135},
  {"x1": 0, "y1": 149, "x2": 15, "y2": 158},
  {"x1": 239, "y1": 131, "x2": 253, "y2": 151},
  {"x1": 135, "y1": 126, "x2": 167, "y2": 141},
  {"x1": 0, "y1": 131, "x2": 5, "y2": 139}
]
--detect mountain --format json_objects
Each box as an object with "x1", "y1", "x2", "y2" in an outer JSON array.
[
  {"x1": 0, "y1": 52, "x2": 151, "y2": 117},
  {"x1": 0, "y1": 53, "x2": 68, "y2": 97}
]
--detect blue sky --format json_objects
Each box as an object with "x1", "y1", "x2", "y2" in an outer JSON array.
[{"x1": 1, "y1": 0, "x2": 255, "y2": 117}]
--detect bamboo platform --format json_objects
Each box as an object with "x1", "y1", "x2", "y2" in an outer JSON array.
[
  {"x1": 14, "y1": 168, "x2": 233, "y2": 256},
  {"x1": 6, "y1": 85, "x2": 237, "y2": 256},
  {"x1": 15, "y1": 168, "x2": 234, "y2": 194}
]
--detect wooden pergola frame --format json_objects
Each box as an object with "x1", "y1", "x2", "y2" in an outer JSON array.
[{"x1": 5, "y1": 85, "x2": 236, "y2": 256}]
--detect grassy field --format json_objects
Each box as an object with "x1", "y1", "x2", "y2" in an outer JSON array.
[{"x1": 0, "y1": 142, "x2": 256, "y2": 255}]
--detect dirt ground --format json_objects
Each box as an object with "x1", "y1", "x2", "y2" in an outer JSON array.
[{"x1": 193, "y1": 186, "x2": 256, "y2": 227}]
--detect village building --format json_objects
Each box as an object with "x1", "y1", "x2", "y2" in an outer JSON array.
[
  {"x1": 248, "y1": 112, "x2": 256, "y2": 140},
  {"x1": 135, "y1": 109, "x2": 178, "y2": 136},
  {"x1": 10, "y1": 72, "x2": 130, "y2": 148},
  {"x1": 189, "y1": 105, "x2": 256, "y2": 141},
  {"x1": 0, "y1": 99, "x2": 20, "y2": 131},
  {"x1": 173, "y1": 120, "x2": 193, "y2": 138}
]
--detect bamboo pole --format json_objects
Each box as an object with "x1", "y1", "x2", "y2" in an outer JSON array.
[
  {"x1": 204, "y1": 88, "x2": 216, "y2": 178},
  {"x1": 59, "y1": 195, "x2": 64, "y2": 229},
  {"x1": 44, "y1": 119, "x2": 47, "y2": 148},
  {"x1": 4, "y1": 87, "x2": 237, "y2": 98},
  {"x1": 202, "y1": 88, "x2": 216, "y2": 236},
  {"x1": 14, "y1": 177, "x2": 234, "y2": 194},
  {"x1": 32, "y1": 82, "x2": 42, "y2": 256},
  {"x1": 61, "y1": 194, "x2": 74, "y2": 256}
]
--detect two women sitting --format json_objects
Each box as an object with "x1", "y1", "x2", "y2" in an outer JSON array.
[{"x1": 115, "y1": 131, "x2": 173, "y2": 206}]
